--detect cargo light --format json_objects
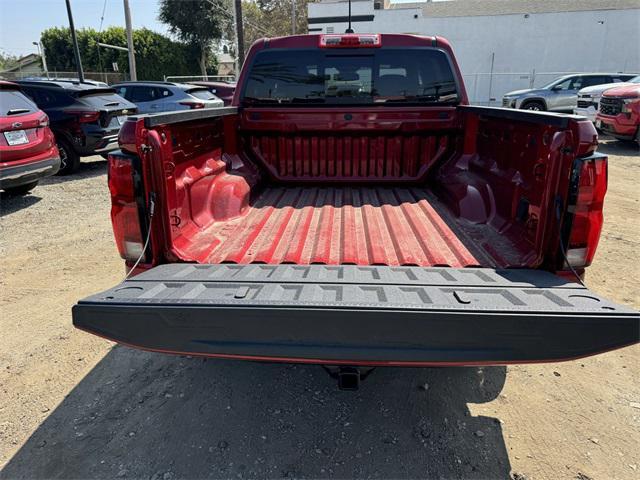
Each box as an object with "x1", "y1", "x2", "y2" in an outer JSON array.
[
  {"x1": 564, "y1": 155, "x2": 607, "y2": 269},
  {"x1": 319, "y1": 34, "x2": 381, "y2": 48}
]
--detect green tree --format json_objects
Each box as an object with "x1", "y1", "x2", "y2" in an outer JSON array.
[
  {"x1": 158, "y1": 0, "x2": 228, "y2": 76},
  {"x1": 0, "y1": 49, "x2": 20, "y2": 71},
  {"x1": 40, "y1": 26, "x2": 209, "y2": 80}
]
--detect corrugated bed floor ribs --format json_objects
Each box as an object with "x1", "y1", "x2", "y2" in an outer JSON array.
[{"x1": 204, "y1": 187, "x2": 481, "y2": 268}]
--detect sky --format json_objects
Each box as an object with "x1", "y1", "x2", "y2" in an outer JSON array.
[
  {"x1": 0, "y1": 0, "x2": 170, "y2": 57},
  {"x1": 0, "y1": 0, "x2": 428, "y2": 58}
]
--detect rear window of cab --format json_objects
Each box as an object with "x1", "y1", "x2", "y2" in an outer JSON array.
[{"x1": 241, "y1": 48, "x2": 459, "y2": 107}]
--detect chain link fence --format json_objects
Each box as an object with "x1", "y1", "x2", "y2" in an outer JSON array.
[
  {"x1": 164, "y1": 75, "x2": 236, "y2": 83},
  {"x1": 0, "y1": 70, "x2": 125, "y2": 84}
]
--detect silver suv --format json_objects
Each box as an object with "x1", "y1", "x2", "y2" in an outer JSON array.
[
  {"x1": 112, "y1": 81, "x2": 223, "y2": 114},
  {"x1": 502, "y1": 73, "x2": 636, "y2": 112}
]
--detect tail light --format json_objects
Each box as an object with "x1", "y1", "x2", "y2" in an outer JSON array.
[
  {"x1": 67, "y1": 110, "x2": 101, "y2": 123},
  {"x1": 38, "y1": 114, "x2": 49, "y2": 127},
  {"x1": 108, "y1": 153, "x2": 147, "y2": 262},
  {"x1": 319, "y1": 34, "x2": 382, "y2": 48},
  {"x1": 563, "y1": 154, "x2": 608, "y2": 268},
  {"x1": 180, "y1": 101, "x2": 205, "y2": 109}
]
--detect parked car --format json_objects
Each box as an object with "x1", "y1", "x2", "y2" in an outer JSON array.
[
  {"x1": 74, "y1": 34, "x2": 638, "y2": 389},
  {"x1": 575, "y1": 75, "x2": 640, "y2": 123},
  {"x1": 502, "y1": 73, "x2": 637, "y2": 112},
  {"x1": 17, "y1": 79, "x2": 136, "y2": 174},
  {"x1": 596, "y1": 84, "x2": 640, "y2": 143},
  {"x1": 188, "y1": 81, "x2": 236, "y2": 106},
  {"x1": 111, "y1": 81, "x2": 224, "y2": 114},
  {"x1": 0, "y1": 81, "x2": 60, "y2": 194}
]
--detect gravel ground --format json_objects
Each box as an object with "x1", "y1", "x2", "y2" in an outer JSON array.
[{"x1": 0, "y1": 137, "x2": 638, "y2": 480}]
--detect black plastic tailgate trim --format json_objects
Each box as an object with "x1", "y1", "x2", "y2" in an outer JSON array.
[{"x1": 73, "y1": 265, "x2": 639, "y2": 363}]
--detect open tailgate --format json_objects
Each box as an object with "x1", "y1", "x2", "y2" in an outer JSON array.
[{"x1": 73, "y1": 264, "x2": 639, "y2": 365}]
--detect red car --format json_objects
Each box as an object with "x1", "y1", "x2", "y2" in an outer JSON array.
[
  {"x1": 188, "y1": 81, "x2": 236, "y2": 105},
  {"x1": 597, "y1": 84, "x2": 640, "y2": 144},
  {"x1": 0, "y1": 81, "x2": 60, "y2": 194}
]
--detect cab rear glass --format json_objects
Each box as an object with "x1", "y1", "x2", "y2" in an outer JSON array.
[{"x1": 241, "y1": 48, "x2": 459, "y2": 106}]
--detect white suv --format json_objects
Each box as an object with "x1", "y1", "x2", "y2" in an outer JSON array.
[{"x1": 574, "y1": 75, "x2": 639, "y2": 123}]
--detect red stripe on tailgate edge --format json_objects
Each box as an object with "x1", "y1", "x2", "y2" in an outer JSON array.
[{"x1": 205, "y1": 187, "x2": 480, "y2": 267}]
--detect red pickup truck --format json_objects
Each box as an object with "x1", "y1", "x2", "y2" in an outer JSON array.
[
  {"x1": 596, "y1": 84, "x2": 640, "y2": 143},
  {"x1": 73, "y1": 34, "x2": 638, "y2": 386}
]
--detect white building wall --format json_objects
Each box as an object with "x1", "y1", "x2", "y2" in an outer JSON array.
[{"x1": 308, "y1": 2, "x2": 640, "y2": 104}]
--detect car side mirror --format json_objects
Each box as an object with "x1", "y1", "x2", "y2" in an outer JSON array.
[{"x1": 551, "y1": 85, "x2": 563, "y2": 91}]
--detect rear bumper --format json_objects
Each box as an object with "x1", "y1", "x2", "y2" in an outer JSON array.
[
  {"x1": 75, "y1": 133, "x2": 119, "y2": 156},
  {"x1": 72, "y1": 264, "x2": 640, "y2": 366},
  {"x1": 0, "y1": 156, "x2": 60, "y2": 189}
]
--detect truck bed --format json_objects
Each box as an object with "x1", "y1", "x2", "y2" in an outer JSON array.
[{"x1": 180, "y1": 186, "x2": 484, "y2": 268}]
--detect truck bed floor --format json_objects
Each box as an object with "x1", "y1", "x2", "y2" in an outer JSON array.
[{"x1": 183, "y1": 186, "x2": 486, "y2": 267}]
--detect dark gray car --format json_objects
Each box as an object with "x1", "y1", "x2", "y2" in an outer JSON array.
[
  {"x1": 502, "y1": 73, "x2": 636, "y2": 112},
  {"x1": 112, "y1": 81, "x2": 223, "y2": 114}
]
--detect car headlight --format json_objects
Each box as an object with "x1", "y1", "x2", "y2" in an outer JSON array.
[{"x1": 622, "y1": 98, "x2": 639, "y2": 113}]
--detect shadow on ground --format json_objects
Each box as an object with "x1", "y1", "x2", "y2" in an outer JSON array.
[
  {"x1": 597, "y1": 136, "x2": 639, "y2": 156},
  {"x1": 0, "y1": 193, "x2": 42, "y2": 217},
  {"x1": 0, "y1": 159, "x2": 107, "y2": 216},
  {"x1": 1, "y1": 347, "x2": 510, "y2": 479},
  {"x1": 42, "y1": 158, "x2": 107, "y2": 185}
]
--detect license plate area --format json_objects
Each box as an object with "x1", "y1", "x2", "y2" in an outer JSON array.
[{"x1": 4, "y1": 130, "x2": 29, "y2": 146}]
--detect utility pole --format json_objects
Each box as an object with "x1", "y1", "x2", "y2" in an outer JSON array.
[
  {"x1": 65, "y1": 0, "x2": 85, "y2": 82},
  {"x1": 234, "y1": 0, "x2": 245, "y2": 70},
  {"x1": 291, "y1": 0, "x2": 296, "y2": 35},
  {"x1": 123, "y1": 0, "x2": 137, "y2": 81}
]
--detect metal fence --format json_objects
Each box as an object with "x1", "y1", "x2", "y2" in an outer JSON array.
[
  {"x1": 0, "y1": 70, "x2": 125, "y2": 84},
  {"x1": 164, "y1": 74, "x2": 236, "y2": 83}
]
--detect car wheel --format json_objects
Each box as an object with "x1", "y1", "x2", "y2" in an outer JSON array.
[
  {"x1": 4, "y1": 181, "x2": 38, "y2": 196},
  {"x1": 522, "y1": 101, "x2": 545, "y2": 111},
  {"x1": 56, "y1": 139, "x2": 80, "y2": 175}
]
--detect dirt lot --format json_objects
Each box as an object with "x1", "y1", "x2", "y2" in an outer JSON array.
[{"x1": 0, "y1": 138, "x2": 638, "y2": 480}]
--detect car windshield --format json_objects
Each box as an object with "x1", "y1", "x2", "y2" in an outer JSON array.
[
  {"x1": 630, "y1": 76, "x2": 640, "y2": 83},
  {"x1": 0, "y1": 89, "x2": 37, "y2": 116},
  {"x1": 241, "y1": 48, "x2": 459, "y2": 106},
  {"x1": 541, "y1": 77, "x2": 572, "y2": 89}
]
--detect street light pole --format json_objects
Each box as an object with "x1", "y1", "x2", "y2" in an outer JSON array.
[
  {"x1": 64, "y1": 0, "x2": 85, "y2": 82},
  {"x1": 33, "y1": 41, "x2": 49, "y2": 79},
  {"x1": 123, "y1": 0, "x2": 137, "y2": 81}
]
